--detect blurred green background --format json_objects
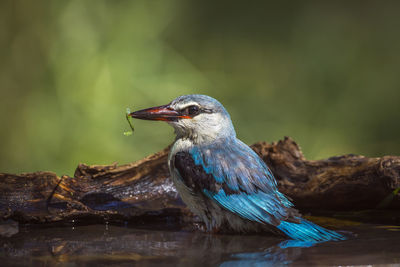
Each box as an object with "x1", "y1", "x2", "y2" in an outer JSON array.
[{"x1": 1, "y1": 0, "x2": 399, "y2": 176}]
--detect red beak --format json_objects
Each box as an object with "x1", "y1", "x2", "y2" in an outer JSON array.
[{"x1": 129, "y1": 104, "x2": 189, "y2": 121}]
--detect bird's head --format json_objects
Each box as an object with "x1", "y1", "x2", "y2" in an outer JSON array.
[{"x1": 129, "y1": 94, "x2": 236, "y2": 143}]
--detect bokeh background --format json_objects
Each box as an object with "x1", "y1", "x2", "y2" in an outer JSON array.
[{"x1": 1, "y1": 0, "x2": 399, "y2": 176}]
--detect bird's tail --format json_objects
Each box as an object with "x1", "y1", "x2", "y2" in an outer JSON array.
[{"x1": 277, "y1": 218, "x2": 346, "y2": 242}]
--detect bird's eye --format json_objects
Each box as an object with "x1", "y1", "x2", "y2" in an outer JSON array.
[{"x1": 182, "y1": 105, "x2": 200, "y2": 116}]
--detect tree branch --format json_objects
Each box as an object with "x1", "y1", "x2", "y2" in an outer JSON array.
[{"x1": 1, "y1": 137, "x2": 399, "y2": 227}]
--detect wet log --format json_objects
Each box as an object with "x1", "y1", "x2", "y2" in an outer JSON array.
[{"x1": 0, "y1": 137, "x2": 399, "y2": 228}]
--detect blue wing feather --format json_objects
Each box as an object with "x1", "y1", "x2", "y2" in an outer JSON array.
[
  {"x1": 175, "y1": 137, "x2": 345, "y2": 242},
  {"x1": 277, "y1": 218, "x2": 346, "y2": 242},
  {"x1": 203, "y1": 189, "x2": 285, "y2": 224},
  {"x1": 189, "y1": 138, "x2": 296, "y2": 226}
]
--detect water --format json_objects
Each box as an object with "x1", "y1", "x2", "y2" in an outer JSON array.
[{"x1": 1, "y1": 223, "x2": 399, "y2": 266}]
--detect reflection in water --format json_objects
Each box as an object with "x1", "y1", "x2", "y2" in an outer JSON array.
[
  {"x1": 222, "y1": 239, "x2": 316, "y2": 266},
  {"x1": 0, "y1": 224, "x2": 399, "y2": 266},
  {"x1": 221, "y1": 244, "x2": 302, "y2": 266}
]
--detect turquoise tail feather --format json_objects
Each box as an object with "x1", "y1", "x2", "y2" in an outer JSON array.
[{"x1": 277, "y1": 218, "x2": 346, "y2": 242}]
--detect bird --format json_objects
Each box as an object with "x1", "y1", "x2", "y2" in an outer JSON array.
[{"x1": 129, "y1": 94, "x2": 345, "y2": 242}]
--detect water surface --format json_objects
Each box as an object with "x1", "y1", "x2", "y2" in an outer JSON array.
[{"x1": 1, "y1": 223, "x2": 399, "y2": 266}]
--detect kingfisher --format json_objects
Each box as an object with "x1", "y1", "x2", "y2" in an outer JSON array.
[{"x1": 129, "y1": 94, "x2": 345, "y2": 242}]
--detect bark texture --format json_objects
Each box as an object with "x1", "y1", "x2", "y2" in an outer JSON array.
[{"x1": 1, "y1": 137, "x2": 399, "y2": 228}]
